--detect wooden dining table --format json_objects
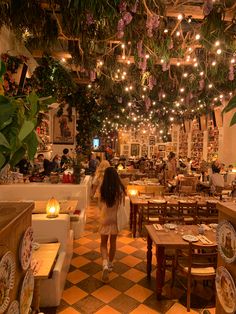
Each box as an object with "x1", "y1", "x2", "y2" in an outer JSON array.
[
  {"x1": 31, "y1": 242, "x2": 60, "y2": 313},
  {"x1": 145, "y1": 224, "x2": 217, "y2": 299},
  {"x1": 129, "y1": 195, "x2": 218, "y2": 237}
]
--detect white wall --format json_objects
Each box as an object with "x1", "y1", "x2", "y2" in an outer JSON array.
[
  {"x1": 221, "y1": 109, "x2": 236, "y2": 165},
  {"x1": 0, "y1": 26, "x2": 38, "y2": 75}
]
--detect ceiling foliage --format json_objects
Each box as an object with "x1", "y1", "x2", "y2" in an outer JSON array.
[{"x1": 1, "y1": 0, "x2": 236, "y2": 143}]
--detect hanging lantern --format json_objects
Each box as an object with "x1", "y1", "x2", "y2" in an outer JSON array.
[{"x1": 46, "y1": 197, "x2": 60, "y2": 218}]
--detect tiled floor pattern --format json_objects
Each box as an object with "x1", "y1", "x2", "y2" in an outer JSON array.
[{"x1": 43, "y1": 202, "x2": 216, "y2": 314}]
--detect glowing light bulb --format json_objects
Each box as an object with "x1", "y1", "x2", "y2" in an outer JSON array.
[
  {"x1": 215, "y1": 41, "x2": 220, "y2": 47},
  {"x1": 180, "y1": 87, "x2": 185, "y2": 93},
  {"x1": 200, "y1": 71, "x2": 204, "y2": 76},
  {"x1": 195, "y1": 34, "x2": 200, "y2": 40},
  {"x1": 176, "y1": 31, "x2": 180, "y2": 37},
  {"x1": 164, "y1": 29, "x2": 168, "y2": 33},
  {"x1": 177, "y1": 62, "x2": 180, "y2": 66},
  {"x1": 88, "y1": 84, "x2": 92, "y2": 88},
  {"x1": 61, "y1": 58, "x2": 66, "y2": 62},
  {"x1": 183, "y1": 73, "x2": 188, "y2": 77},
  {"x1": 145, "y1": 54, "x2": 150, "y2": 59},
  {"x1": 216, "y1": 49, "x2": 222, "y2": 55},
  {"x1": 212, "y1": 61, "x2": 216, "y2": 66},
  {"x1": 121, "y1": 43, "x2": 125, "y2": 48},
  {"x1": 178, "y1": 14, "x2": 183, "y2": 20},
  {"x1": 208, "y1": 84, "x2": 213, "y2": 88},
  {"x1": 231, "y1": 58, "x2": 235, "y2": 64}
]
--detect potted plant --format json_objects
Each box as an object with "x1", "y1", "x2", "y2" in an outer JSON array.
[{"x1": 0, "y1": 60, "x2": 51, "y2": 175}]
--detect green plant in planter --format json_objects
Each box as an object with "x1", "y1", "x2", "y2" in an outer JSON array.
[{"x1": 0, "y1": 91, "x2": 41, "y2": 170}]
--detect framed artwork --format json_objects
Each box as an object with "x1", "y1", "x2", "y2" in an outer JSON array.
[
  {"x1": 159, "y1": 151, "x2": 165, "y2": 158},
  {"x1": 149, "y1": 136, "x2": 155, "y2": 146},
  {"x1": 216, "y1": 220, "x2": 236, "y2": 264},
  {"x1": 53, "y1": 115, "x2": 75, "y2": 144},
  {"x1": 131, "y1": 144, "x2": 140, "y2": 156},
  {"x1": 158, "y1": 145, "x2": 165, "y2": 151}
]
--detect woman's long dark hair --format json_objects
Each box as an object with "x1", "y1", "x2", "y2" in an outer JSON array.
[{"x1": 100, "y1": 167, "x2": 125, "y2": 207}]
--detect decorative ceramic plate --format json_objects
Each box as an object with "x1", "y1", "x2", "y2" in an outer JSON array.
[
  {"x1": 0, "y1": 251, "x2": 15, "y2": 290},
  {"x1": 182, "y1": 234, "x2": 198, "y2": 242},
  {"x1": 20, "y1": 269, "x2": 34, "y2": 314},
  {"x1": 216, "y1": 266, "x2": 236, "y2": 314},
  {"x1": 6, "y1": 300, "x2": 19, "y2": 314},
  {"x1": 216, "y1": 220, "x2": 236, "y2": 263},
  {"x1": 164, "y1": 223, "x2": 177, "y2": 230},
  {"x1": 19, "y1": 227, "x2": 33, "y2": 270},
  {"x1": 0, "y1": 268, "x2": 10, "y2": 314}
]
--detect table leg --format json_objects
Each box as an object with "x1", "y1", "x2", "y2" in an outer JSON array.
[
  {"x1": 156, "y1": 246, "x2": 165, "y2": 299},
  {"x1": 147, "y1": 234, "x2": 152, "y2": 278},
  {"x1": 130, "y1": 201, "x2": 133, "y2": 231},
  {"x1": 132, "y1": 204, "x2": 138, "y2": 237},
  {"x1": 32, "y1": 278, "x2": 41, "y2": 313}
]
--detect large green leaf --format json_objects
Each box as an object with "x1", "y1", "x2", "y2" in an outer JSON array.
[
  {"x1": 18, "y1": 121, "x2": 35, "y2": 142},
  {"x1": 222, "y1": 96, "x2": 236, "y2": 114},
  {"x1": 0, "y1": 96, "x2": 17, "y2": 126},
  {"x1": 0, "y1": 117, "x2": 12, "y2": 131},
  {"x1": 230, "y1": 112, "x2": 236, "y2": 126},
  {"x1": 0, "y1": 152, "x2": 6, "y2": 169},
  {"x1": 27, "y1": 92, "x2": 38, "y2": 117},
  {"x1": 9, "y1": 147, "x2": 26, "y2": 168},
  {"x1": 24, "y1": 131, "x2": 38, "y2": 160},
  {"x1": 0, "y1": 132, "x2": 10, "y2": 148}
]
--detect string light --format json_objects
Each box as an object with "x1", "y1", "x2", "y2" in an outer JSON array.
[
  {"x1": 216, "y1": 49, "x2": 222, "y2": 55},
  {"x1": 215, "y1": 41, "x2": 220, "y2": 47},
  {"x1": 195, "y1": 34, "x2": 200, "y2": 40},
  {"x1": 177, "y1": 14, "x2": 183, "y2": 20}
]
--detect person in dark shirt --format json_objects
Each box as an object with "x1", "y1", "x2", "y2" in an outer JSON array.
[
  {"x1": 37, "y1": 153, "x2": 52, "y2": 176},
  {"x1": 60, "y1": 148, "x2": 72, "y2": 168},
  {"x1": 16, "y1": 158, "x2": 30, "y2": 174}
]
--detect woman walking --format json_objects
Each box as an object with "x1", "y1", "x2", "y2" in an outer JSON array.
[{"x1": 99, "y1": 167, "x2": 125, "y2": 283}]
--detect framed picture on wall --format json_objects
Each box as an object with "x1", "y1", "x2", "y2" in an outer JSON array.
[
  {"x1": 158, "y1": 145, "x2": 165, "y2": 151},
  {"x1": 131, "y1": 144, "x2": 140, "y2": 156},
  {"x1": 53, "y1": 115, "x2": 75, "y2": 144}
]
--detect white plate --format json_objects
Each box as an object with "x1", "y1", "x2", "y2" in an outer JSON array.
[
  {"x1": 164, "y1": 223, "x2": 177, "y2": 230},
  {"x1": 182, "y1": 234, "x2": 198, "y2": 242},
  {"x1": 216, "y1": 220, "x2": 236, "y2": 264},
  {"x1": 19, "y1": 227, "x2": 33, "y2": 270},
  {"x1": 216, "y1": 266, "x2": 236, "y2": 314},
  {"x1": 20, "y1": 269, "x2": 34, "y2": 314},
  {"x1": 6, "y1": 300, "x2": 19, "y2": 314}
]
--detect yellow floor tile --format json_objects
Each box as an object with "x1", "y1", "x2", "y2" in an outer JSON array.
[
  {"x1": 120, "y1": 255, "x2": 141, "y2": 267},
  {"x1": 130, "y1": 304, "x2": 161, "y2": 314},
  {"x1": 74, "y1": 237, "x2": 92, "y2": 245},
  {"x1": 73, "y1": 245, "x2": 91, "y2": 255},
  {"x1": 122, "y1": 268, "x2": 146, "y2": 282},
  {"x1": 92, "y1": 285, "x2": 121, "y2": 303},
  {"x1": 94, "y1": 305, "x2": 121, "y2": 314},
  {"x1": 71, "y1": 256, "x2": 90, "y2": 268},
  {"x1": 125, "y1": 284, "x2": 153, "y2": 303},
  {"x1": 58, "y1": 307, "x2": 81, "y2": 314},
  {"x1": 62, "y1": 286, "x2": 88, "y2": 305},
  {"x1": 118, "y1": 245, "x2": 138, "y2": 254},
  {"x1": 67, "y1": 269, "x2": 89, "y2": 284},
  {"x1": 165, "y1": 303, "x2": 199, "y2": 314},
  {"x1": 118, "y1": 236, "x2": 134, "y2": 244}
]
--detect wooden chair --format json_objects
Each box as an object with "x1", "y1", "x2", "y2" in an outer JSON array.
[
  {"x1": 147, "y1": 201, "x2": 167, "y2": 224},
  {"x1": 137, "y1": 192, "x2": 155, "y2": 235},
  {"x1": 171, "y1": 242, "x2": 217, "y2": 312},
  {"x1": 178, "y1": 176, "x2": 198, "y2": 195},
  {"x1": 197, "y1": 201, "x2": 218, "y2": 224},
  {"x1": 178, "y1": 201, "x2": 197, "y2": 224}
]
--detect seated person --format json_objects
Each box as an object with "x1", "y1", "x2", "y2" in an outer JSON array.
[
  {"x1": 16, "y1": 157, "x2": 30, "y2": 175},
  {"x1": 37, "y1": 153, "x2": 52, "y2": 176},
  {"x1": 209, "y1": 163, "x2": 225, "y2": 194},
  {"x1": 60, "y1": 148, "x2": 72, "y2": 168},
  {"x1": 51, "y1": 154, "x2": 61, "y2": 172}
]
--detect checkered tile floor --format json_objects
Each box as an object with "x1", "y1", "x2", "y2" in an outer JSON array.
[{"x1": 43, "y1": 202, "x2": 216, "y2": 314}]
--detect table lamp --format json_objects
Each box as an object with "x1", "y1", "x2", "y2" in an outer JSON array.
[
  {"x1": 46, "y1": 197, "x2": 60, "y2": 218},
  {"x1": 129, "y1": 189, "x2": 138, "y2": 196}
]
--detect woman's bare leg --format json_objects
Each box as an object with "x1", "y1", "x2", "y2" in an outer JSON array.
[
  {"x1": 109, "y1": 234, "x2": 117, "y2": 262},
  {"x1": 100, "y1": 234, "x2": 109, "y2": 261}
]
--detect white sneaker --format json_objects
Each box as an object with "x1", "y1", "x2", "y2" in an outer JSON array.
[
  {"x1": 108, "y1": 261, "x2": 113, "y2": 272},
  {"x1": 101, "y1": 265, "x2": 109, "y2": 283}
]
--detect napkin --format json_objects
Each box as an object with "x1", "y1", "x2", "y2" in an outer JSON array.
[{"x1": 153, "y1": 224, "x2": 163, "y2": 231}]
